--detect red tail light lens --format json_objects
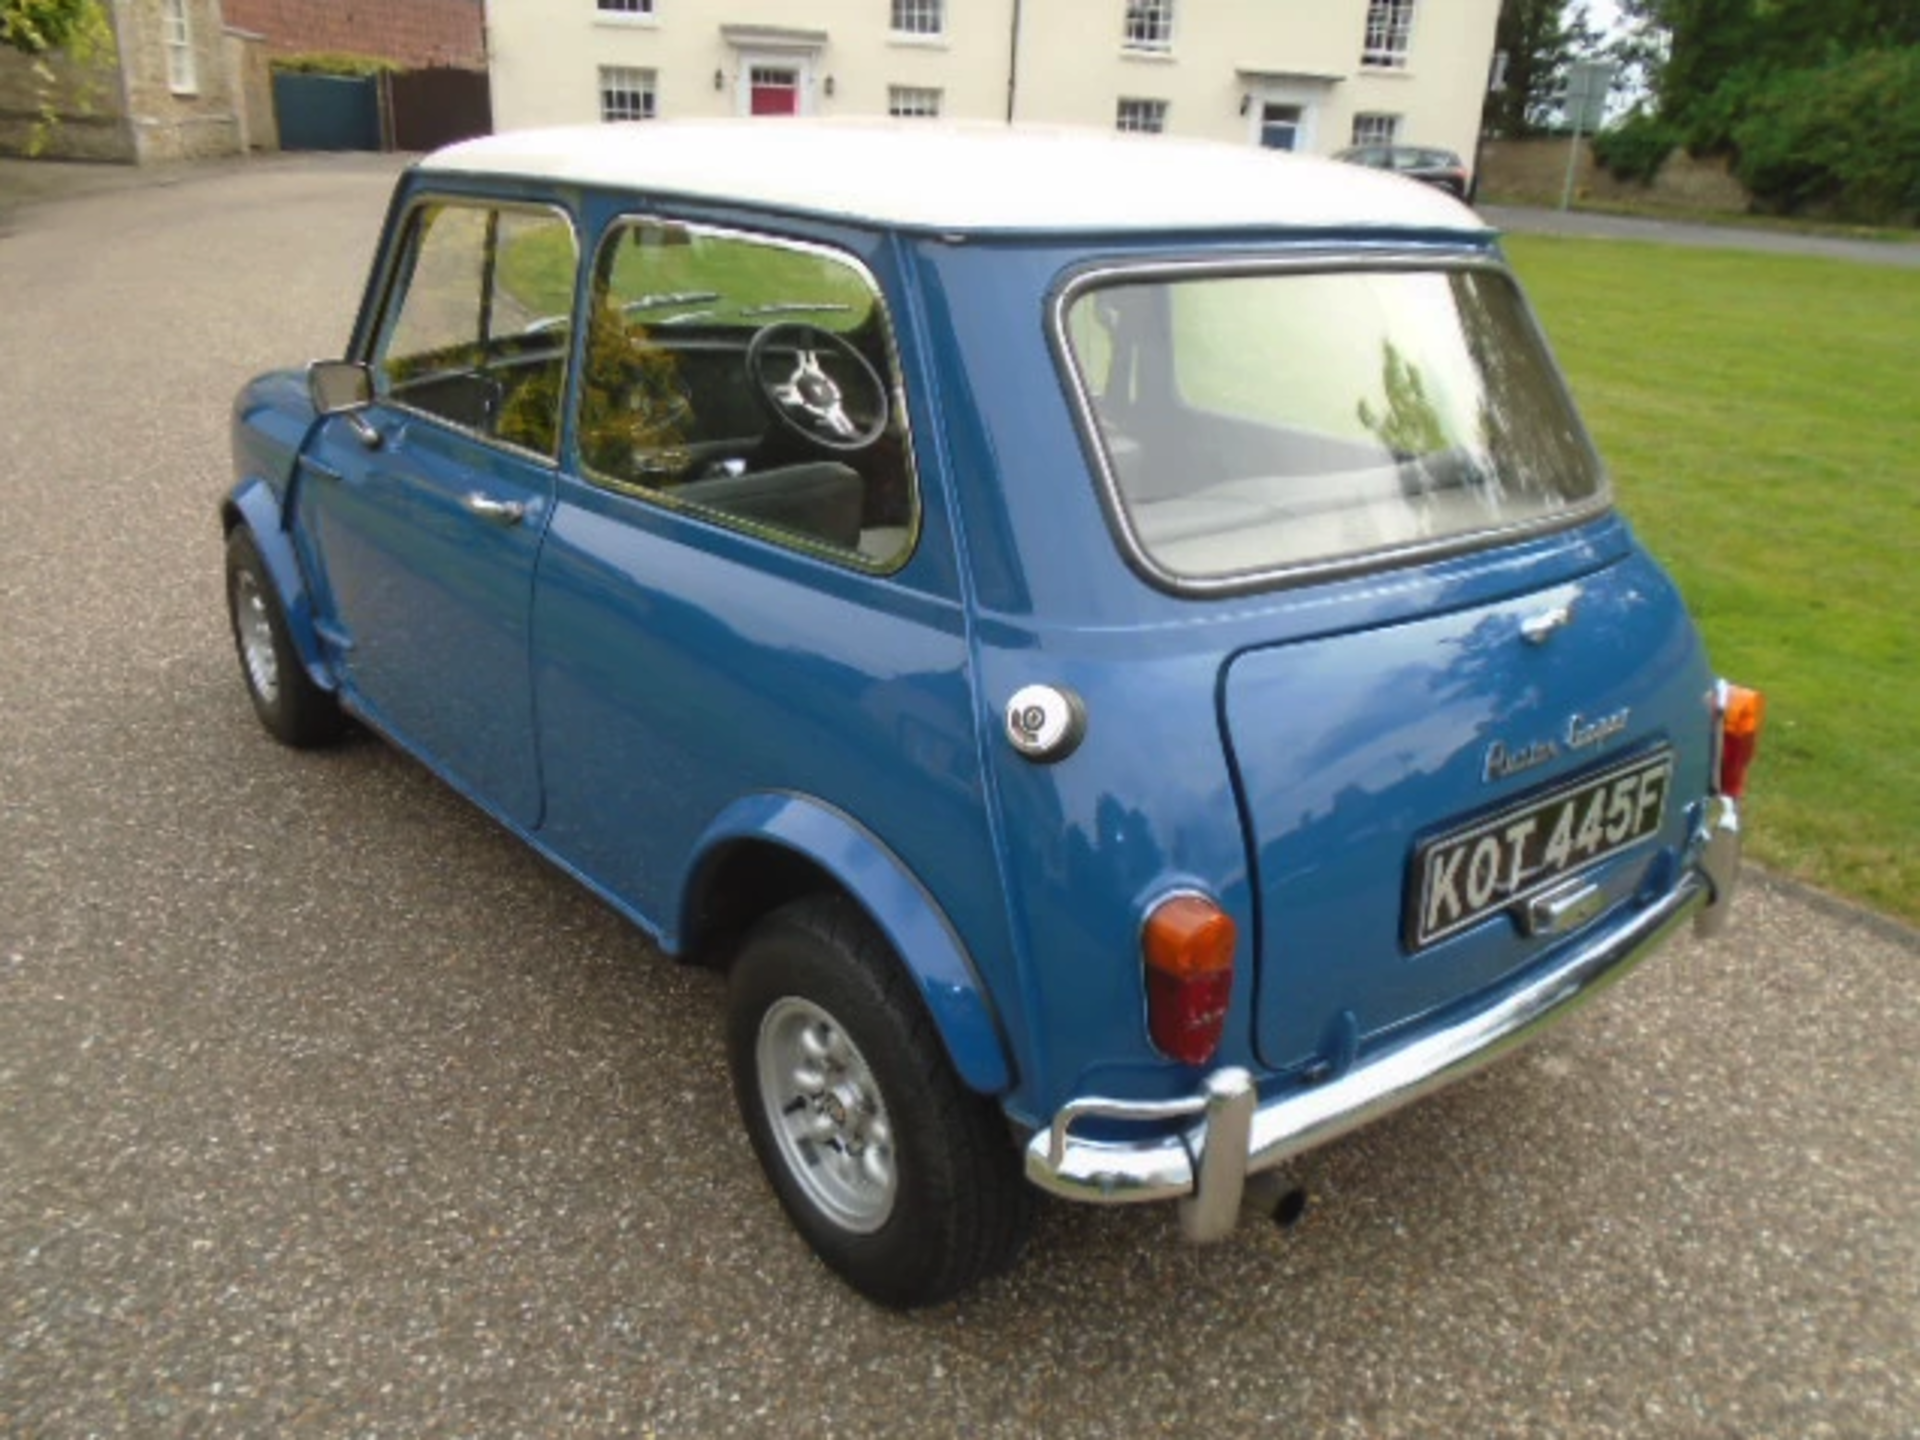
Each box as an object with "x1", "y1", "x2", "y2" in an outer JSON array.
[
  {"x1": 1714, "y1": 683, "x2": 1765, "y2": 799},
  {"x1": 1142, "y1": 894, "x2": 1237, "y2": 1065}
]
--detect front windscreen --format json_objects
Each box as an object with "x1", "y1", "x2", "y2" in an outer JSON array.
[{"x1": 1060, "y1": 265, "x2": 1607, "y2": 585}]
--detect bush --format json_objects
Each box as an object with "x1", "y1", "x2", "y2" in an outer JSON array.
[
  {"x1": 1, "y1": 0, "x2": 101, "y2": 55},
  {"x1": 1729, "y1": 49, "x2": 1920, "y2": 223},
  {"x1": 271, "y1": 52, "x2": 402, "y2": 78},
  {"x1": 1591, "y1": 111, "x2": 1683, "y2": 185}
]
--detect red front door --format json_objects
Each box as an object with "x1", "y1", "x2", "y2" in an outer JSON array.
[{"x1": 750, "y1": 67, "x2": 799, "y2": 116}]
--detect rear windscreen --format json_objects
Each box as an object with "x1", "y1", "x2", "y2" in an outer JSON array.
[{"x1": 1060, "y1": 265, "x2": 1607, "y2": 585}]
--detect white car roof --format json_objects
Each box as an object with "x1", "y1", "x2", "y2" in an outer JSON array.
[{"x1": 421, "y1": 120, "x2": 1488, "y2": 236}]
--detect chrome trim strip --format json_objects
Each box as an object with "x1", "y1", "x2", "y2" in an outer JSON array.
[
  {"x1": 1693, "y1": 793, "x2": 1741, "y2": 939},
  {"x1": 1046, "y1": 249, "x2": 1614, "y2": 598},
  {"x1": 1025, "y1": 845, "x2": 1734, "y2": 1237}
]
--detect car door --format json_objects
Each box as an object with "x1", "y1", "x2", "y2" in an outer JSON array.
[
  {"x1": 527, "y1": 214, "x2": 975, "y2": 923},
  {"x1": 293, "y1": 197, "x2": 579, "y2": 826}
]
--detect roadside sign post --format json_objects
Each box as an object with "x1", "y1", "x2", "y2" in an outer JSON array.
[{"x1": 1559, "y1": 59, "x2": 1616, "y2": 212}]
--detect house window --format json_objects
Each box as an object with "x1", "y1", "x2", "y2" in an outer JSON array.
[
  {"x1": 1352, "y1": 112, "x2": 1400, "y2": 146},
  {"x1": 596, "y1": 0, "x2": 655, "y2": 13},
  {"x1": 890, "y1": 0, "x2": 944, "y2": 37},
  {"x1": 1116, "y1": 98, "x2": 1167, "y2": 134},
  {"x1": 162, "y1": 0, "x2": 196, "y2": 94},
  {"x1": 888, "y1": 86, "x2": 942, "y2": 118},
  {"x1": 1122, "y1": 0, "x2": 1174, "y2": 50},
  {"x1": 600, "y1": 66, "x2": 657, "y2": 122},
  {"x1": 1361, "y1": 0, "x2": 1415, "y2": 68}
]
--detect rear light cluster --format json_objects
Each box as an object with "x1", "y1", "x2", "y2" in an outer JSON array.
[
  {"x1": 1142, "y1": 893, "x2": 1236, "y2": 1066},
  {"x1": 1712, "y1": 682, "x2": 1765, "y2": 799}
]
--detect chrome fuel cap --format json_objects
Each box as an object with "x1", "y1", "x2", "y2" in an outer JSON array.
[{"x1": 1005, "y1": 684, "x2": 1086, "y2": 763}]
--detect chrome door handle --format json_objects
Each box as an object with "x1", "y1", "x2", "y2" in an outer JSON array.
[{"x1": 463, "y1": 493, "x2": 527, "y2": 526}]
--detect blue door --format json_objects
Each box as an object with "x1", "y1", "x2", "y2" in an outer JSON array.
[
  {"x1": 295, "y1": 199, "x2": 580, "y2": 826},
  {"x1": 273, "y1": 72, "x2": 381, "y2": 152}
]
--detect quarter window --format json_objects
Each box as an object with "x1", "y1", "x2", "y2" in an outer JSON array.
[
  {"x1": 890, "y1": 0, "x2": 944, "y2": 37},
  {"x1": 372, "y1": 203, "x2": 579, "y2": 460},
  {"x1": 577, "y1": 219, "x2": 917, "y2": 566},
  {"x1": 1362, "y1": 0, "x2": 1415, "y2": 68},
  {"x1": 600, "y1": 66, "x2": 658, "y2": 122},
  {"x1": 1116, "y1": 98, "x2": 1168, "y2": 134},
  {"x1": 162, "y1": 0, "x2": 195, "y2": 93},
  {"x1": 888, "y1": 85, "x2": 942, "y2": 118},
  {"x1": 1352, "y1": 112, "x2": 1400, "y2": 146},
  {"x1": 1123, "y1": 0, "x2": 1175, "y2": 50}
]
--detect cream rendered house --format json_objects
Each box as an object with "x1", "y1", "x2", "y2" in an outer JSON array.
[{"x1": 482, "y1": 0, "x2": 1499, "y2": 164}]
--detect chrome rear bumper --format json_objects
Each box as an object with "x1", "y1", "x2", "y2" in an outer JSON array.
[{"x1": 1023, "y1": 797, "x2": 1742, "y2": 1242}]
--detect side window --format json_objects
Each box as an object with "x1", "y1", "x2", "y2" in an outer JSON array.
[
  {"x1": 373, "y1": 201, "x2": 579, "y2": 459},
  {"x1": 576, "y1": 218, "x2": 916, "y2": 566}
]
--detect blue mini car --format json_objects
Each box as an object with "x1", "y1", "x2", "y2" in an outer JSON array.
[{"x1": 223, "y1": 122, "x2": 1761, "y2": 1307}]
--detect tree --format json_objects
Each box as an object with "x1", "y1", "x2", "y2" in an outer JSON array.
[
  {"x1": 1611, "y1": 0, "x2": 1920, "y2": 221},
  {"x1": 1, "y1": 0, "x2": 108, "y2": 56},
  {"x1": 1489, "y1": 0, "x2": 1602, "y2": 136},
  {"x1": 1615, "y1": 0, "x2": 1920, "y2": 122}
]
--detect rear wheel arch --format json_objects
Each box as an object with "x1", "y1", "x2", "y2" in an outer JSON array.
[{"x1": 676, "y1": 796, "x2": 1015, "y2": 1096}]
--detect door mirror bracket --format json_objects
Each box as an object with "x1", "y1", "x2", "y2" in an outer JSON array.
[{"x1": 307, "y1": 359, "x2": 382, "y2": 450}]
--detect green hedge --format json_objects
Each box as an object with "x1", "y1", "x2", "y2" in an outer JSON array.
[
  {"x1": 271, "y1": 52, "x2": 402, "y2": 78},
  {"x1": 1729, "y1": 49, "x2": 1920, "y2": 223},
  {"x1": 1591, "y1": 112, "x2": 1683, "y2": 185}
]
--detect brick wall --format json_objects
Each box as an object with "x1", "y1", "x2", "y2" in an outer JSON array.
[{"x1": 221, "y1": 0, "x2": 485, "y2": 70}]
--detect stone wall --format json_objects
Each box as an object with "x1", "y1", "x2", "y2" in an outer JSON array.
[
  {"x1": 1479, "y1": 136, "x2": 1751, "y2": 213},
  {"x1": 220, "y1": 0, "x2": 485, "y2": 70},
  {"x1": 225, "y1": 28, "x2": 276, "y2": 150},
  {"x1": 0, "y1": 36, "x2": 133, "y2": 161},
  {"x1": 115, "y1": 0, "x2": 242, "y2": 161},
  {"x1": 0, "y1": 0, "x2": 248, "y2": 163}
]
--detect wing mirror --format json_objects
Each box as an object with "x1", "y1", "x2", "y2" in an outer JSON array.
[{"x1": 307, "y1": 360, "x2": 381, "y2": 449}]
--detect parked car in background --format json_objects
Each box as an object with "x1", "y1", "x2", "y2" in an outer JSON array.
[
  {"x1": 1334, "y1": 142, "x2": 1473, "y2": 198},
  {"x1": 222, "y1": 121, "x2": 1759, "y2": 1308}
]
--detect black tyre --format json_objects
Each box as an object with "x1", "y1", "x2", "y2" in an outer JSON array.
[
  {"x1": 224, "y1": 526, "x2": 344, "y2": 749},
  {"x1": 727, "y1": 895, "x2": 1030, "y2": 1308}
]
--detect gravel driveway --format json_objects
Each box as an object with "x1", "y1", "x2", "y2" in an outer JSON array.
[{"x1": 1, "y1": 156, "x2": 1915, "y2": 1438}]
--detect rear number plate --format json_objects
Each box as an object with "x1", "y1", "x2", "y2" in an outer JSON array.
[{"x1": 1408, "y1": 750, "x2": 1673, "y2": 950}]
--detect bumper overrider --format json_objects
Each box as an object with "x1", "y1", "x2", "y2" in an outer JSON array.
[{"x1": 1024, "y1": 795, "x2": 1743, "y2": 1242}]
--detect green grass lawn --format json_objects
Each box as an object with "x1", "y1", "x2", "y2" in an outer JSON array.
[{"x1": 1504, "y1": 235, "x2": 1920, "y2": 924}]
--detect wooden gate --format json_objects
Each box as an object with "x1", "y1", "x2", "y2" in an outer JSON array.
[{"x1": 388, "y1": 69, "x2": 493, "y2": 153}]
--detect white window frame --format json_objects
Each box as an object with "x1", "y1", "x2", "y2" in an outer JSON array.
[
  {"x1": 1361, "y1": 0, "x2": 1416, "y2": 69},
  {"x1": 1122, "y1": 0, "x2": 1175, "y2": 52},
  {"x1": 887, "y1": 85, "x2": 943, "y2": 119},
  {"x1": 162, "y1": 0, "x2": 196, "y2": 95},
  {"x1": 599, "y1": 66, "x2": 658, "y2": 122},
  {"x1": 889, "y1": 0, "x2": 945, "y2": 39},
  {"x1": 1116, "y1": 98, "x2": 1168, "y2": 134},
  {"x1": 1352, "y1": 112, "x2": 1401, "y2": 147}
]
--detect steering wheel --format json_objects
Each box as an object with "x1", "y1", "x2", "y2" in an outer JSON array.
[{"x1": 745, "y1": 323, "x2": 889, "y2": 452}]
